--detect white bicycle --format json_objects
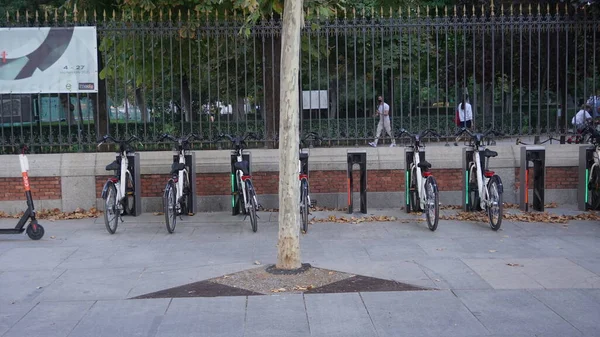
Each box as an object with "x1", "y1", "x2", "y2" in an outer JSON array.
[
  {"x1": 218, "y1": 133, "x2": 260, "y2": 232},
  {"x1": 456, "y1": 127, "x2": 504, "y2": 230},
  {"x1": 160, "y1": 133, "x2": 199, "y2": 233},
  {"x1": 98, "y1": 135, "x2": 140, "y2": 234},
  {"x1": 299, "y1": 132, "x2": 321, "y2": 233},
  {"x1": 398, "y1": 128, "x2": 441, "y2": 231},
  {"x1": 581, "y1": 125, "x2": 600, "y2": 210}
]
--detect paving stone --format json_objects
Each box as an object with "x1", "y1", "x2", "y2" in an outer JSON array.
[
  {"x1": 245, "y1": 294, "x2": 309, "y2": 337},
  {"x1": 0, "y1": 247, "x2": 77, "y2": 271},
  {"x1": 455, "y1": 289, "x2": 581, "y2": 336},
  {"x1": 0, "y1": 302, "x2": 36, "y2": 336},
  {"x1": 462, "y1": 259, "x2": 544, "y2": 289},
  {"x1": 69, "y1": 299, "x2": 170, "y2": 337},
  {"x1": 156, "y1": 297, "x2": 246, "y2": 337},
  {"x1": 361, "y1": 290, "x2": 489, "y2": 337},
  {"x1": 0, "y1": 269, "x2": 65, "y2": 304},
  {"x1": 304, "y1": 293, "x2": 378, "y2": 337},
  {"x1": 530, "y1": 289, "x2": 600, "y2": 336},
  {"x1": 416, "y1": 258, "x2": 493, "y2": 290},
  {"x1": 3, "y1": 301, "x2": 94, "y2": 337}
]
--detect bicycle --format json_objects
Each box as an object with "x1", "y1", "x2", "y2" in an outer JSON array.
[
  {"x1": 455, "y1": 127, "x2": 504, "y2": 230},
  {"x1": 217, "y1": 133, "x2": 260, "y2": 232},
  {"x1": 299, "y1": 132, "x2": 321, "y2": 233},
  {"x1": 397, "y1": 128, "x2": 441, "y2": 231},
  {"x1": 98, "y1": 135, "x2": 140, "y2": 234},
  {"x1": 580, "y1": 125, "x2": 600, "y2": 210},
  {"x1": 159, "y1": 133, "x2": 199, "y2": 233}
]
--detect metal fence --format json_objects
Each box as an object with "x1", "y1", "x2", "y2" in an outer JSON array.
[{"x1": 1, "y1": 4, "x2": 599, "y2": 153}]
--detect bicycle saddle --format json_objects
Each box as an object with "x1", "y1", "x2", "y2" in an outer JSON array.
[
  {"x1": 171, "y1": 162, "x2": 186, "y2": 175},
  {"x1": 483, "y1": 149, "x2": 498, "y2": 158},
  {"x1": 234, "y1": 161, "x2": 250, "y2": 175},
  {"x1": 417, "y1": 161, "x2": 432, "y2": 170},
  {"x1": 105, "y1": 160, "x2": 120, "y2": 171},
  {"x1": 299, "y1": 153, "x2": 309, "y2": 160}
]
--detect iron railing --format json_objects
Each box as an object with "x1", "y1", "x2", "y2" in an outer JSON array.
[{"x1": 0, "y1": 4, "x2": 599, "y2": 153}]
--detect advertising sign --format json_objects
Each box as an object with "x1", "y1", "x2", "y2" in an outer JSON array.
[{"x1": 0, "y1": 27, "x2": 98, "y2": 94}]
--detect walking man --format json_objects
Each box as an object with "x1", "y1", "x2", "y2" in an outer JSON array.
[{"x1": 369, "y1": 95, "x2": 396, "y2": 147}]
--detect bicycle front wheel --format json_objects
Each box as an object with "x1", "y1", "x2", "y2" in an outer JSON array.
[
  {"x1": 300, "y1": 179, "x2": 309, "y2": 233},
  {"x1": 588, "y1": 167, "x2": 600, "y2": 210},
  {"x1": 246, "y1": 180, "x2": 258, "y2": 233},
  {"x1": 181, "y1": 169, "x2": 191, "y2": 215},
  {"x1": 424, "y1": 176, "x2": 439, "y2": 231},
  {"x1": 104, "y1": 183, "x2": 119, "y2": 234},
  {"x1": 487, "y1": 175, "x2": 503, "y2": 231},
  {"x1": 124, "y1": 171, "x2": 135, "y2": 215},
  {"x1": 164, "y1": 181, "x2": 177, "y2": 233},
  {"x1": 410, "y1": 167, "x2": 420, "y2": 212},
  {"x1": 468, "y1": 165, "x2": 481, "y2": 211}
]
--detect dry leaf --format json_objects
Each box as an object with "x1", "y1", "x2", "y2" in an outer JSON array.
[
  {"x1": 294, "y1": 285, "x2": 308, "y2": 291},
  {"x1": 506, "y1": 263, "x2": 523, "y2": 267},
  {"x1": 328, "y1": 271, "x2": 335, "y2": 275},
  {"x1": 307, "y1": 285, "x2": 314, "y2": 290},
  {"x1": 489, "y1": 250, "x2": 497, "y2": 253},
  {"x1": 50, "y1": 236, "x2": 56, "y2": 239},
  {"x1": 436, "y1": 248, "x2": 446, "y2": 251},
  {"x1": 254, "y1": 261, "x2": 261, "y2": 265},
  {"x1": 271, "y1": 288, "x2": 286, "y2": 293},
  {"x1": 223, "y1": 275, "x2": 230, "y2": 279}
]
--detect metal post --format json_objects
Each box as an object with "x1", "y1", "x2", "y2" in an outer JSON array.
[
  {"x1": 347, "y1": 150, "x2": 367, "y2": 214},
  {"x1": 462, "y1": 147, "x2": 474, "y2": 212},
  {"x1": 519, "y1": 146, "x2": 545, "y2": 212},
  {"x1": 125, "y1": 152, "x2": 142, "y2": 216}
]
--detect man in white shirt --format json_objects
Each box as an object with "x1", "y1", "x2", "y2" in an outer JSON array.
[
  {"x1": 572, "y1": 104, "x2": 592, "y2": 131},
  {"x1": 369, "y1": 96, "x2": 396, "y2": 147}
]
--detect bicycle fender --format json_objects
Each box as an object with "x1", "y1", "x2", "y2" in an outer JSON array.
[
  {"x1": 490, "y1": 175, "x2": 504, "y2": 194},
  {"x1": 101, "y1": 180, "x2": 114, "y2": 200},
  {"x1": 163, "y1": 180, "x2": 175, "y2": 198}
]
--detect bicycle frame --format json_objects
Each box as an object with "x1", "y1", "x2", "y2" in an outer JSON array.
[
  {"x1": 470, "y1": 149, "x2": 490, "y2": 210},
  {"x1": 410, "y1": 149, "x2": 427, "y2": 208},
  {"x1": 235, "y1": 150, "x2": 250, "y2": 210}
]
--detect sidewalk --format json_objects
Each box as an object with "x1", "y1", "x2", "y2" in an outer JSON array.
[{"x1": 0, "y1": 208, "x2": 599, "y2": 337}]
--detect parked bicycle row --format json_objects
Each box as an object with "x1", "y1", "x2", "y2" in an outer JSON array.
[{"x1": 92, "y1": 125, "x2": 600, "y2": 237}]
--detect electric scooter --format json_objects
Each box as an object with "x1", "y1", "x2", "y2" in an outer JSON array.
[{"x1": 0, "y1": 145, "x2": 45, "y2": 240}]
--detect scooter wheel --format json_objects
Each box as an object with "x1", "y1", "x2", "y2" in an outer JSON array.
[{"x1": 26, "y1": 222, "x2": 45, "y2": 240}]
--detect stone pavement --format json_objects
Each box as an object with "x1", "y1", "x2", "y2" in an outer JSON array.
[{"x1": 0, "y1": 208, "x2": 599, "y2": 337}]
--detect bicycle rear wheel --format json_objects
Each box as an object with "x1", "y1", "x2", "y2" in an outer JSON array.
[
  {"x1": 424, "y1": 176, "x2": 439, "y2": 231},
  {"x1": 164, "y1": 181, "x2": 177, "y2": 233},
  {"x1": 588, "y1": 167, "x2": 600, "y2": 210},
  {"x1": 181, "y1": 170, "x2": 191, "y2": 215},
  {"x1": 104, "y1": 183, "x2": 119, "y2": 234},
  {"x1": 246, "y1": 180, "x2": 258, "y2": 232},
  {"x1": 487, "y1": 175, "x2": 503, "y2": 231},
  {"x1": 300, "y1": 179, "x2": 309, "y2": 233}
]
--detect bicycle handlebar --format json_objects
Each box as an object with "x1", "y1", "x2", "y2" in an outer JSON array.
[
  {"x1": 159, "y1": 133, "x2": 200, "y2": 144},
  {"x1": 454, "y1": 127, "x2": 504, "y2": 139},
  {"x1": 397, "y1": 128, "x2": 441, "y2": 140},
  {"x1": 97, "y1": 135, "x2": 140, "y2": 147}
]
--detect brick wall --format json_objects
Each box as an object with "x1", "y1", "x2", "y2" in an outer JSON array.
[
  {"x1": 0, "y1": 177, "x2": 61, "y2": 201},
  {"x1": 514, "y1": 167, "x2": 577, "y2": 190},
  {"x1": 1, "y1": 167, "x2": 581, "y2": 202}
]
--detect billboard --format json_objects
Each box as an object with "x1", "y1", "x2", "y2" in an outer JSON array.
[{"x1": 0, "y1": 27, "x2": 98, "y2": 94}]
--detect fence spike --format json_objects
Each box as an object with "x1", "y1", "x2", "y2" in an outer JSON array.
[
  {"x1": 463, "y1": 5, "x2": 466, "y2": 18},
  {"x1": 5, "y1": 11, "x2": 9, "y2": 23},
  {"x1": 159, "y1": 9, "x2": 163, "y2": 21},
  {"x1": 509, "y1": 4, "x2": 513, "y2": 16},
  {"x1": 26, "y1": 10, "x2": 29, "y2": 22},
  {"x1": 453, "y1": 5, "x2": 456, "y2": 17},
  {"x1": 188, "y1": 9, "x2": 191, "y2": 21},
  {"x1": 546, "y1": 3, "x2": 550, "y2": 16},
  {"x1": 481, "y1": 4, "x2": 484, "y2": 17},
  {"x1": 44, "y1": 9, "x2": 48, "y2": 23},
  {"x1": 435, "y1": 6, "x2": 438, "y2": 17},
  {"x1": 112, "y1": 9, "x2": 116, "y2": 21},
  {"x1": 63, "y1": 9, "x2": 68, "y2": 21},
  {"x1": 389, "y1": 7, "x2": 392, "y2": 18},
  {"x1": 417, "y1": 6, "x2": 420, "y2": 18},
  {"x1": 121, "y1": 9, "x2": 125, "y2": 21},
  {"x1": 407, "y1": 5, "x2": 411, "y2": 18},
  {"x1": 472, "y1": 4, "x2": 475, "y2": 18},
  {"x1": 168, "y1": 8, "x2": 172, "y2": 21},
  {"x1": 178, "y1": 9, "x2": 181, "y2": 22},
  {"x1": 490, "y1": 0, "x2": 495, "y2": 17},
  {"x1": 54, "y1": 8, "x2": 58, "y2": 22},
  {"x1": 83, "y1": 9, "x2": 87, "y2": 22},
  {"x1": 398, "y1": 7, "x2": 401, "y2": 18},
  {"x1": 519, "y1": 3, "x2": 522, "y2": 16},
  {"x1": 352, "y1": 7, "x2": 355, "y2": 19},
  {"x1": 370, "y1": 7, "x2": 373, "y2": 18},
  {"x1": 140, "y1": 10, "x2": 144, "y2": 21},
  {"x1": 73, "y1": 3, "x2": 78, "y2": 22},
  {"x1": 379, "y1": 6, "x2": 382, "y2": 18},
  {"x1": 102, "y1": 9, "x2": 106, "y2": 22},
  {"x1": 35, "y1": 10, "x2": 39, "y2": 23},
  {"x1": 361, "y1": 7, "x2": 364, "y2": 19},
  {"x1": 426, "y1": 5, "x2": 429, "y2": 18},
  {"x1": 528, "y1": 3, "x2": 532, "y2": 16},
  {"x1": 16, "y1": 11, "x2": 20, "y2": 23}
]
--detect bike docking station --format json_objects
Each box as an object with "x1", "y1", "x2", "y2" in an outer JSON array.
[
  {"x1": 405, "y1": 146, "x2": 425, "y2": 213},
  {"x1": 231, "y1": 151, "x2": 251, "y2": 215},
  {"x1": 347, "y1": 150, "x2": 367, "y2": 214},
  {"x1": 578, "y1": 145, "x2": 598, "y2": 211},
  {"x1": 173, "y1": 152, "x2": 197, "y2": 214},
  {"x1": 519, "y1": 146, "x2": 546, "y2": 212},
  {"x1": 117, "y1": 153, "x2": 142, "y2": 216}
]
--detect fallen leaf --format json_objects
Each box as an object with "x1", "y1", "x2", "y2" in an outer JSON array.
[
  {"x1": 294, "y1": 285, "x2": 308, "y2": 291},
  {"x1": 434, "y1": 279, "x2": 441, "y2": 282},
  {"x1": 50, "y1": 236, "x2": 56, "y2": 239},
  {"x1": 271, "y1": 288, "x2": 286, "y2": 293},
  {"x1": 436, "y1": 248, "x2": 446, "y2": 251},
  {"x1": 307, "y1": 285, "x2": 314, "y2": 290},
  {"x1": 328, "y1": 271, "x2": 335, "y2": 275},
  {"x1": 254, "y1": 261, "x2": 261, "y2": 265},
  {"x1": 489, "y1": 250, "x2": 497, "y2": 253},
  {"x1": 223, "y1": 275, "x2": 230, "y2": 279},
  {"x1": 506, "y1": 263, "x2": 523, "y2": 267}
]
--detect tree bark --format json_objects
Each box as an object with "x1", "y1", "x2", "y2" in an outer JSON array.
[
  {"x1": 264, "y1": 33, "x2": 282, "y2": 148},
  {"x1": 95, "y1": 46, "x2": 110, "y2": 141},
  {"x1": 276, "y1": 0, "x2": 302, "y2": 270}
]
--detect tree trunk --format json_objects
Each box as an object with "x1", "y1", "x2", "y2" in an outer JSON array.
[
  {"x1": 135, "y1": 87, "x2": 147, "y2": 124},
  {"x1": 95, "y1": 46, "x2": 110, "y2": 141},
  {"x1": 181, "y1": 75, "x2": 192, "y2": 123},
  {"x1": 276, "y1": 0, "x2": 302, "y2": 270},
  {"x1": 264, "y1": 33, "x2": 282, "y2": 148}
]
